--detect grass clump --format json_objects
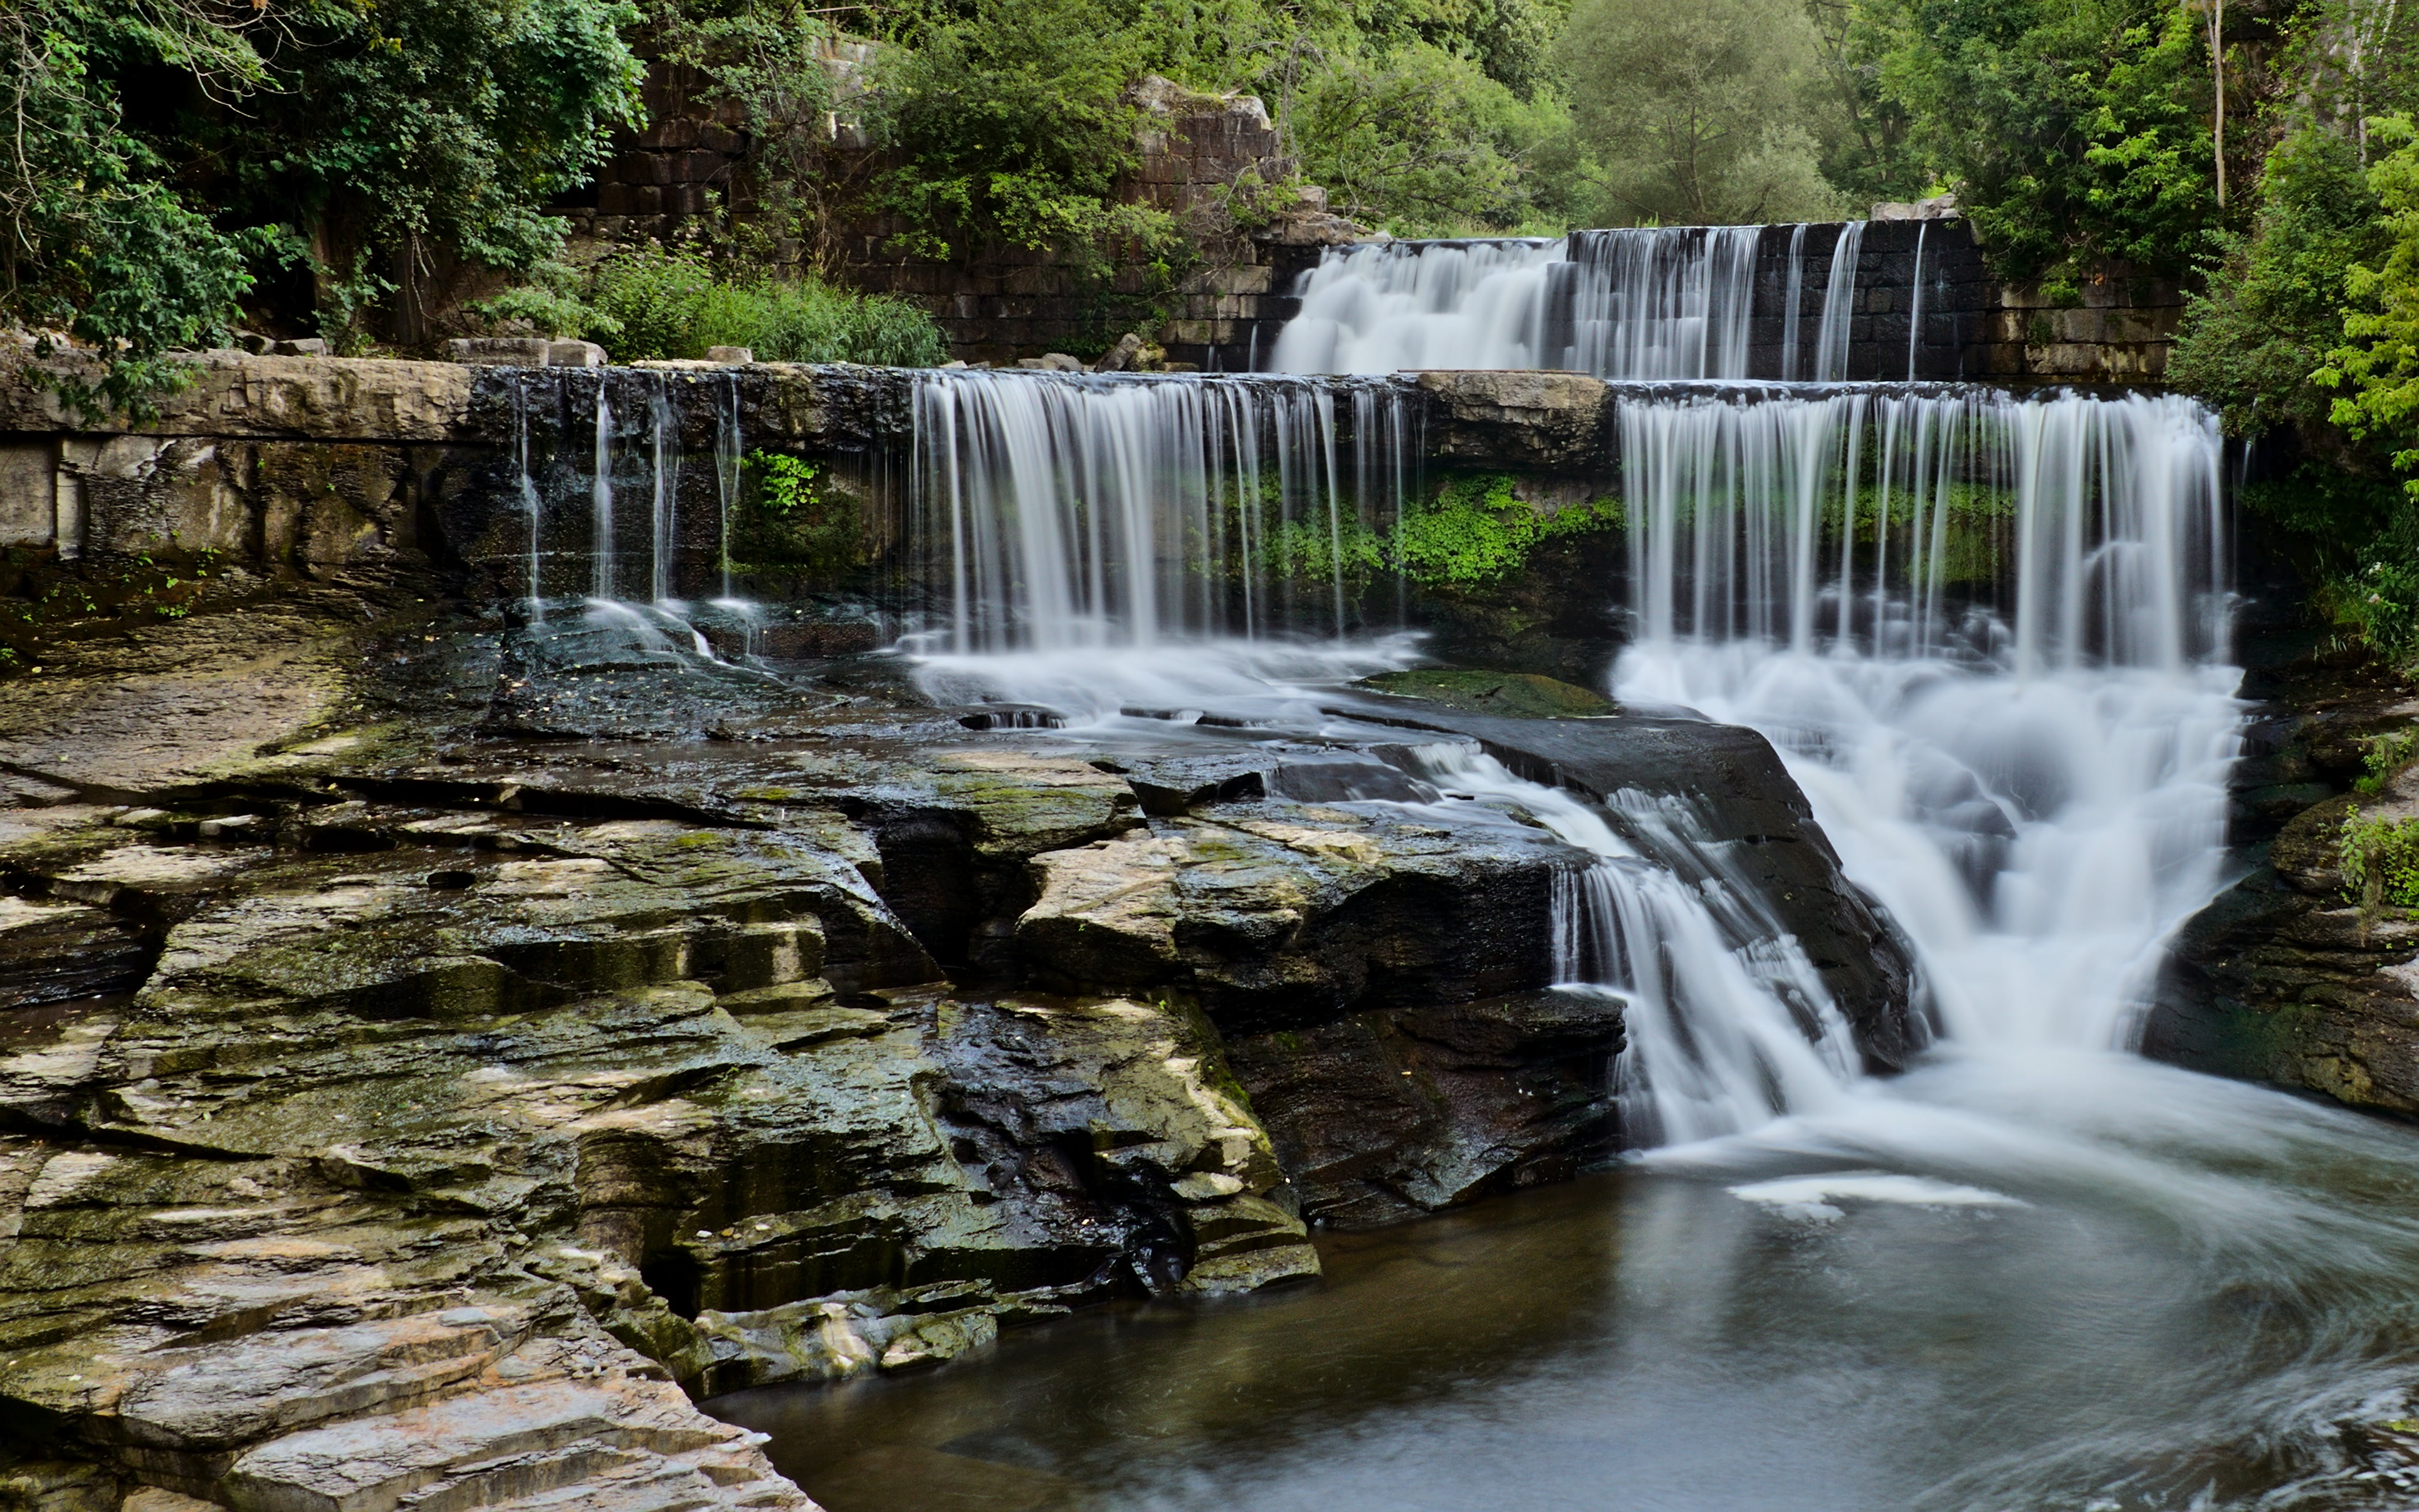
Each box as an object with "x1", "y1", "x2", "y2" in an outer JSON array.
[
  {"x1": 2356, "y1": 728, "x2": 2419, "y2": 794},
  {"x1": 478, "y1": 247, "x2": 948, "y2": 367},
  {"x1": 2340, "y1": 806, "x2": 2419, "y2": 930}
]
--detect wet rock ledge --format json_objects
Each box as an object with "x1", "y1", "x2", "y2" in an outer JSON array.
[{"x1": 0, "y1": 579, "x2": 1918, "y2": 1509}]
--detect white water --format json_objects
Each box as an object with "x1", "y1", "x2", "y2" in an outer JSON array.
[
  {"x1": 590, "y1": 386, "x2": 615, "y2": 602},
  {"x1": 910, "y1": 370, "x2": 1417, "y2": 653},
  {"x1": 501, "y1": 369, "x2": 772, "y2": 664},
  {"x1": 1410, "y1": 742, "x2": 1865, "y2": 1147},
  {"x1": 1269, "y1": 223, "x2": 1865, "y2": 379}
]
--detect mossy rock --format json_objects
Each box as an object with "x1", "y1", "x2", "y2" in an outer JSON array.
[{"x1": 1356, "y1": 668, "x2": 1614, "y2": 718}]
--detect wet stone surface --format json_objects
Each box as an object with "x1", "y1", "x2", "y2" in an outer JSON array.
[{"x1": 0, "y1": 583, "x2": 1918, "y2": 1508}]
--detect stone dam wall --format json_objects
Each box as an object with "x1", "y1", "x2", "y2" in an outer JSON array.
[{"x1": 0, "y1": 357, "x2": 1613, "y2": 582}]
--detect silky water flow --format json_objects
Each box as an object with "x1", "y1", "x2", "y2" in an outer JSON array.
[{"x1": 700, "y1": 318, "x2": 2419, "y2": 1512}]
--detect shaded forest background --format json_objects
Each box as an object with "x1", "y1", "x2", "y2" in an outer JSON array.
[{"x1": 4, "y1": 0, "x2": 2419, "y2": 645}]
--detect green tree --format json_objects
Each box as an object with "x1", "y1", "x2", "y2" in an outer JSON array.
[
  {"x1": 2320, "y1": 116, "x2": 2419, "y2": 500},
  {"x1": 202, "y1": 0, "x2": 646, "y2": 345},
  {"x1": 1847, "y1": 0, "x2": 2215, "y2": 283},
  {"x1": 2173, "y1": 126, "x2": 2388, "y2": 438},
  {"x1": 863, "y1": 0, "x2": 1178, "y2": 268},
  {"x1": 0, "y1": 0, "x2": 279, "y2": 414},
  {"x1": 1555, "y1": 0, "x2": 1845, "y2": 224}
]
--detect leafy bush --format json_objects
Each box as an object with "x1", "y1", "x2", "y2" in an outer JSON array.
[
  {"x1": 731, "y1": 448, "x2": 863, "y2": 572},
  {"x1": 2356, "y1": 727, "x2": 2419, "y2": 794},
  {"x1": 2318, "y1": 116, "x2": 2419, "y2": 503},
  {"x1": 488, "y1": 248, "x2": 948, "y2": 366},
  {"x1": 864, "y1": 0, "x2": 1179, "y2": 271},
  {"x1": 2340, "y1": 804, "x2": 2419, "y2": 918}
]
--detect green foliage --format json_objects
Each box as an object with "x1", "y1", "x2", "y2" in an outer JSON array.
[
  {"x1": 1264, "y1": 512, "x2": 1390, "y2": 591},
  {"x1": 747, "y1": 449, "x2": 822, "y2": 514},
  {"x1": 1256, "y1": 475, "x2": 1624, "y2": 591},
  {"x1": 2354, "y1": 727, "x2": 2419, "y2": 794},
  {"x1": 1834, "y1": 0, "x2": 2215, "y2": 281},
  {"x1": 2318, "y1": 117, "x2": 2419, "y2": 501},
  {"x1": 1555, "y1": 0, "x2": 1847, "y2": 224},
  {"x1": 733, "y1": 448, "x2": 862, "y2": 572},
  {"x1": 864, "y1": 0, "x2": 1181, "y2": 270},
  {"x1": 1393, "y1": 474, "x2": 1538, "y2": 586},
  {"x1": 483, "y1": 247, "x2": 948, "y2": 365},
  {"x1": 0, "y1": 0, "x2": 646, "y2": 364},
  {"x1": 214, "y1": 0, "x2": 647, "y2": 341},
  {"x1": 0, "y1": 0, "x2": 282, "y2": 416},
  {"x1": 1290, "y1": 38, "x2": 1571, "y2": 233},
  {"x1": 2174, "y1": 128, "x2": 2390, "y2": 438},
  {"x1": 2340, "y1": 804, "x2": 2419, "y2": 915},
  {"x1": 653, "y1": 0, "x2": 844, "y2": 271},
  {"x1": 471, "y1": 261, "x2": 622, "y2": 345},
  {"x1": 2321, "y1": 532, "x2": 2419, "y2": 660}
]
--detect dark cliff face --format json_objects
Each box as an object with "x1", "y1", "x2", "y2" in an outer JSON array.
[{"x1": 2142, "y1": 637, "x2": 2419, "y2": 1108}]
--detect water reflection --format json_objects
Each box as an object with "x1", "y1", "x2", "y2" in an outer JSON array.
[{"x1": 715, "y1": 1086, "x2": 2419, "y2": 1512}]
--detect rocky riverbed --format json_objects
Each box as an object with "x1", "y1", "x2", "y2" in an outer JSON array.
[{"x1": 0, "y1": 572, "x2": 1918, "y2": 1511}]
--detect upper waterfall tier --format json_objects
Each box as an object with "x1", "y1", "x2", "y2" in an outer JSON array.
[{"x1": 1267, "y1": 221, "x2": 1980, "y2": 382}]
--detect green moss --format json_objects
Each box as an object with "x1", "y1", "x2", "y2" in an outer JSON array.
[
  {"x1": 1390, "y1": 476, "x2": 1624, "y2": 589},
  {"x1": 1358, "y1": 668, "x2": 1614, "y2": 718},
  {"x1": 728, "y1": 449, "x2": 866, "y2": 578}
]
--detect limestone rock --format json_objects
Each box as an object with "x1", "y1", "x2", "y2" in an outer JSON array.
[{"x1": 1416, "y1": 370, "x2": 1609, "y2": 472}]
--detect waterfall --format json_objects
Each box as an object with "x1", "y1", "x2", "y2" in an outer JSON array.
[
  {"x1": 1609, "y1": 381, "x2": 2237, "y2": 1108},
  {"x1": 1270, "y1": 226, "x2": 1768, "y2": 379},
  {"x1": 1906, "y1": 223, "x2": 1928, "y2": 381},
  {"x1": 512, "y1": 378, "x2": 543, "y2": 619},
  {"x1": 590, "y1": 386, "x2": 616, "y2": 602},
  {"x1": 1812, "y1": 221, "x2": 1864, "y2": 382},
  {"x1": 649, "y1": 375, "x2": 677, "y2": 604},
  {"x1": 1267, "y1": 222, "x2": 1899, "y2": 381},
  {"x1": 1612, "y1": 387, "x2": 2228, "y2": 670},
  {"x1": 714, "y1": 377, "x2": 742, "y2": 604},
  {"x1": 909, "y1": 369, "x2": 1418, "y2": 653},
  {"x1": 1780, "y1": 225, "x2": 1807, "y2": 381},
  {"x1": 1413, "y1": 743, "x2": 1864, "y2": 1147}
]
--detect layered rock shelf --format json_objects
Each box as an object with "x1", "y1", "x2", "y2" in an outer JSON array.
[{"x1": 0, "y1": 515, "x2": 1919, "y2": 1507}]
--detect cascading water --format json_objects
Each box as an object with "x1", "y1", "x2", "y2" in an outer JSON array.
[
  {"x1": 714, "y1": 377, "x2": 743, "y2": 604},
  {"x1": 1411, "y1": 742, "x2": 1865, "y2": 1147},
  {"x1": 649, "y1": 374, "x2": 678, "y2": 605},
  {"x1": 585, "y1": 208, "x2": 2419, "y2": 1502},
  {"x1": 907, "y1": 368, "x2": 1419, "y2": 656},
  {"x1": 1812, "y1": 219, "x2": 1863, "y2": 382},
  {"x1": 590, "y1": 385, "x2": 616, "y2": 602},
  {"x1": 1780, "y1": 225, "x2": 1807, "y2": 380},
  {"x1": 1269, "y1": 223, "x2": 1866, "y2": 380}
]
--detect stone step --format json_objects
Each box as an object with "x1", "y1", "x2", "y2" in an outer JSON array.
[
  {"x1": 116, "y1": 1305, "x2": 523, "y2": 1453},
  {"x1": 223, "y1": 1375, "x2": 737, "y2": 1512}
]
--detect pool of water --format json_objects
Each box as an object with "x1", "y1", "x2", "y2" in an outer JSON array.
[{"x1": 713, "y1": 1053, "x2": 2419, "y2": 1512}]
